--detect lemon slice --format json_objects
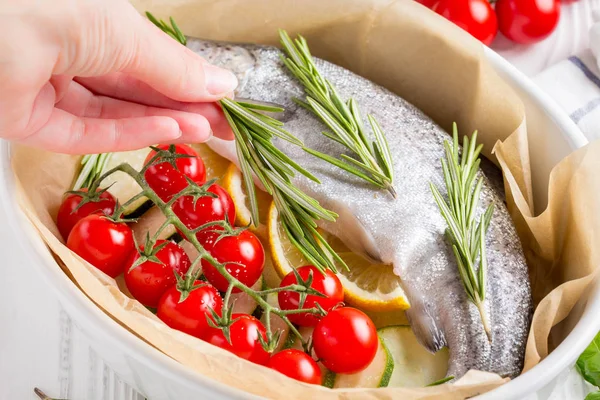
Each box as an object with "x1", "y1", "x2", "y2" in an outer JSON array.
[
  {"x1": 336, "y1": 252, "x2": 410, "y2": 312},
  {"x1": 267, "y1": 201, "x2": 307, "y2": 278},
  {"x1": 222, "y1": 162, "x2": 273, "y2": 230},
  {"x1": 188, "y1": 143, "x2": 230, "y2": 183},
  {"x1": 268, "y1": 201, "x2": 409, "y2": 312}
]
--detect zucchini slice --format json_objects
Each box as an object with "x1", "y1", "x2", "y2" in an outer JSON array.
[
  {"x1": 378, "y1": 325, "x2": 449, "y2": 387},
  {"x1": 365, "y1": 309, "x2": 410, "y2": 329},
  {"x1": 322, "y1": 371, "x2": 336, "y2": 389},
  {"x1": 288, "y1": 327, "x2": 333, "y2": 385},
  {"x1": 333, "y1": 335, "x2": 394, "y2": 388},
  {"x1": 230, "y1": 276, "x2": 263, "y2": 315},
  {"x1": 100, "y1": 148, "x2": 152, "y2": 216},
  {"x1": 178, "y1": 239, "x2": 199, "y2": 263},
  {"x1": 129, "y1": 206, "x2": 176, "y2": 245}
]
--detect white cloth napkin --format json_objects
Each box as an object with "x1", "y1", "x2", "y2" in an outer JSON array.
[
  {"x1": 533, "y1": 49, "x2": 600, "y2": 141},
  {"x1": 529, "y1": 9, "x2": 600, "y2": 143}
]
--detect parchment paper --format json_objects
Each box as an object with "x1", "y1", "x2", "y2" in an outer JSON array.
[{"x1": 10, "y1": 0, "x2": 600, "y2": 398}]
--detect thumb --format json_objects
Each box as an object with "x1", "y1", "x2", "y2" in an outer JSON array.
[{"x1": 58, "y1": 0, "x2": 237, "y2": 102}]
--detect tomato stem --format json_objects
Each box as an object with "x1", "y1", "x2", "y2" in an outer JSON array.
[
  {"x1": 90, "y1": 161, "x2": 323, "y2": 347},
  {"x1": 223, "y1": 281, "x2": 235, "y2": 311},
  {"x1": 145, "y1": 218, "x2": 172, "y2": 251}
]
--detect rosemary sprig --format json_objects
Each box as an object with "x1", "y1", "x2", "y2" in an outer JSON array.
[
  {"x1": 145, "y1": 12, "x2": 187, "y2": 45},
  {"x1": 72, "y1": 153, "x2": 112, "y2": 190},
  {"x1": 430, "y1": 123, "x2": 494, "y2": 341},
  {"x1": 279, "y1": 30, "x2": 396, "y2": 198},
  {"x1": 143, "y1": 14, "x2": 345, "y2": 273},
  {"x1": 220, "y1": 98, "x2": 344, "y2": 273}
]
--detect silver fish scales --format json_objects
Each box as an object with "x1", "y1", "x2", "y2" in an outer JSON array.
[{"x1": 186, "y1": 38, "x2": 533, "y2": 379}]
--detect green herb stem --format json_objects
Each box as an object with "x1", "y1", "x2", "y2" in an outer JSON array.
[
  {"x1": 72, "y1": 153, "x2": 112, "y2": 190},
  {"x1": 279, "y1": 30, "x2": 396, "y2": 198},
  {"x1": 430, "y1": 123, "x2": 494, "y2": 341}
]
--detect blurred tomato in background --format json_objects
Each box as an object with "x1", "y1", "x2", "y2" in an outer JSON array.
[
  {"x1": 415, "y1": 0, "x2": 562, "y2": 46},
  {"x1": 432, "y1": 0, "x2": 498, "y2": 45}
]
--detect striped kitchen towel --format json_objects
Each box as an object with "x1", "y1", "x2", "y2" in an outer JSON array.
[
  {"x1": 530, "y1": 11, "x2": 600, "y2": 144},
  {"x1": 533, "y1": 49, "x2": 600, "y2": 142}
]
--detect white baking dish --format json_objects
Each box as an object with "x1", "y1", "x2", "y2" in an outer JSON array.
[{"x1": 0, "y1": 47, "x2": 592, "y2": 400}]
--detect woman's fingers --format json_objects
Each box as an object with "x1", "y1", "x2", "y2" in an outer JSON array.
[
  {"x1": 0, "y1": 0, "x2": 238, "y2": 154},
  {"x1": 59, "y1": 2, "x2": 238, "y2": 102},
  {"x1": 18, "y1": 108, "x2": 186, "y2": 154},
  {"x1": 77, "y1": 73, "x2": 213, "y2": 109},
  {"x1": 77, "y1": 73, "x2": 234, "y2": 140},
  {"x1": 56, "y1": 80, "x2": 213, "y2": 143},
  {"x1": 49, "y1": 75, "x2": 74, "y2": 103}
]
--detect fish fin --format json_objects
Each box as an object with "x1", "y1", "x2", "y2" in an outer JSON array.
[{"x1": 405, "y1": 301, "x2": 447, "y2": 353}]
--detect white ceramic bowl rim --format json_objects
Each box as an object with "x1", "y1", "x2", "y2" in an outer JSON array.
[
  {"x1": 478, "y1": 49, "x2": 596, "y2": 399},
  {"x1": 0, "y1": 48, "x2": 595, "y2": 400}
]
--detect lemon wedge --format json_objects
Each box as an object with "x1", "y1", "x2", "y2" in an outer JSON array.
[
  {"x1": 222, "y1": 163, "x2": 272, "y2": 232},
  {"x1": 268, "y1": 200, "x2": 409, "y2": 312},
  {"x1": 335, "y1": 252, "x2": 410, "y2": 311},
  {"x1": 267, "y1": 201, "x2": 308, "y2": 278},
  {"x1": 327, "y1": 234, "x2": 410, "y2": 312}
]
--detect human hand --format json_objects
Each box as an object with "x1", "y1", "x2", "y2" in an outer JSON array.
[{"x1": 0, "y1": 0, "x2": 237, "y2": 154}]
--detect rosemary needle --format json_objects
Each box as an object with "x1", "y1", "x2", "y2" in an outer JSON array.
[
  {"x1": 430, "y1": 123, "x2": 494, "y2": 341},
  {"x1": 279, "y1": 30, "x2": 396, "y2": 198}
]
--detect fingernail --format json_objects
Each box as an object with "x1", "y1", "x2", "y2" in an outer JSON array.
[{"x1": 204, "y1": 64, "x2": 238, "y2": 96}]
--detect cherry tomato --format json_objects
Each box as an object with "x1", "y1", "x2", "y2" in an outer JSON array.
[
  {"x1": 157, "y1": 282, "x2": 223, "y2": 339},
  {"x1": 496, "y1": 0, "x2": 560, "y2": 44},
  {"x1": 172, "y1": 184, "x2": 235, "y2": 241},
  {"x1": 67, "y1": 214, "x2": 135, "y2": 278},
  {"x1": 433, "y1": 0, "x2": 498, "y2": 46},
  {"x1": 278, "y1": 265, "x2": 344, "y2": 327},
  {"x1": 201, "y1": 230, "x2": 265, "y2": 293},
  {"x1": 204, "y1": 314, "x2": 270, "y2": 365},
  {"x1": 312, "y1": 307, "x2": 378, "y2": 374},
  {"x1": 124, "y1": 240, "x2": 192, "y2": 308},
  {"x1": 267, "y1": 349, "x2": 322, "y2": 385},
  {"x1": 57, "y1": 189, "x2": 116, "y2": 240},
  {"x1": 144, "y1": 144, "x2": 206, "y2": 201},
  {"x1": 416, "y1": 0, "x2": 438, "y2": 8}
]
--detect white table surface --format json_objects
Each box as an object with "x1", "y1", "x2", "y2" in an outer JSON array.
[{"x1": 1, "y1": 3, "x2": 599, "y2": 399}]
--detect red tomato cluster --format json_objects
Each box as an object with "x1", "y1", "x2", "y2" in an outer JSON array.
[
  {"x1": 276, "y1": 266, "x2": 378, "y2": 378},
  {"x1": 57, "y1": 143, "x2": 379, "y2": 386},
  {"x1": 417, "y1": 0, "x2": 561, "y2": 46}
]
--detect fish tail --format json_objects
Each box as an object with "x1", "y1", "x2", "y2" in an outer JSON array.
[{"x1": 404, "y1": 300, "x2": 446, "y2": 353}]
